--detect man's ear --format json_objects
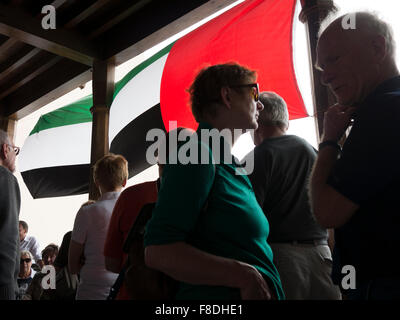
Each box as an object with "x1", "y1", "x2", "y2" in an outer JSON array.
[
  {"x1": 0, "y1": 143, "x2": 7, "y2": 158},
  {"x1": 220, "y1": 87, "x2": 232, "y2": 109},
  {"x1": 122, "y1": 179, "x2": 127, "y2": 188},
  {"x1": 371, "y1": 35, "x2": 387, "y2": 62}
]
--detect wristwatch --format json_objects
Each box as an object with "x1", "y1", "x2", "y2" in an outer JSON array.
[{"x1": 318, "y1": 140, "x2": 341, "y2": 152}]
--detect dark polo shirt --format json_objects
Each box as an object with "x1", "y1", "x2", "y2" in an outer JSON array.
[{"x1": 328, "y1": 76, "x2": 400, "y2": 287}]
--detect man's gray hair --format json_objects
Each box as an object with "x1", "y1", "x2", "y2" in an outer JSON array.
[
  {"x1": 358, "y1": 12, "x2": 396, "y2": 58},
  {"x1": 258, "y1": 91, "x2": 289, "y2": 129},
  {"x1": 0, "y1": 129, "x2": 10, "y2": 146},
  {"x1": 321, "y1": 11, "x2": 396, "y2": 58}
]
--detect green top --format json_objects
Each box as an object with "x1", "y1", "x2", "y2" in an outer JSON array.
[{"x1": 144, "y1": 122, "x2": 284, "y2": 300}]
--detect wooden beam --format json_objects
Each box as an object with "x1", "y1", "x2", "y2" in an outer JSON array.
[
  {"x1": 89, "y1": 59, "x2": 115, "y2": 200},
  {"x1": 0, "y1": 3, "x2": 101, "y2": 65},
  {"x1": 88, "y1": 0, "x2": 151, "y2": 39},
  {"x1": 299, "y1": 0, "x2": 337, "y2": 142},
  {"x1": 1, "y1": 0, "x2": 238, "y2": 120},
  {"x1": 0, "y1": 48, "x2": 40, "y2": 78},
  {"x1": 0, "y1": 52, "x2": 61, "y2": 100},
  {"x1": 0, "y1": 116, "x2": 16, "y2": 143},
  {"x1": 109, "y1": 0, "x2": 239, "y2": 65},
  {"x1": 64, "y1": 0, "x2": 115, "y2": 28},
  {"x1": 2, "y1": 60, "x2": 91, "y2": 119}
]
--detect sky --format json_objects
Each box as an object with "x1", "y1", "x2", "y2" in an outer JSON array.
[{"x1": 12, "y1": 0, "x2": 400, "y2": 250}]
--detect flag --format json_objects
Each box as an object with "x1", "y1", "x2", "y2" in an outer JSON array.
[{"x1": 20, "y1": 0, "x2": 307, "y2": 198}]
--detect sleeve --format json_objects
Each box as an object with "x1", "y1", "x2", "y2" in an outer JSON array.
[
  {"x1": 247, "y1": 147, "x2": 271, "y2": 208},
  {"x1": 327, "y1": 96, "x2": 400, "y2": 204},
  {"x1": 144, "y1": 143, "x2": 215, "y2": 246},
  {"x1": 30, "y1": 237, "x2": 42, "y2": 262},
  {"x1": 71, "y1": 207, "x2": 87, "y2": 245},
  {"x1": 0, "y1": 172, "x2": 20, "y2": 288},
  {"x1": 104, "y1": 193, "x2": 125, "y2": 259}
]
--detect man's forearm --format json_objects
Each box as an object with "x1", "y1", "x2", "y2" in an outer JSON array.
[{"x1": 310, "y1": 147, "x2": 340, "y2": 225}]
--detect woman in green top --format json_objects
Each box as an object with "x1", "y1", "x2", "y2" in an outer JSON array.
[{"x1": 144, "y1": 63, "x2": 284, "y2": 300}]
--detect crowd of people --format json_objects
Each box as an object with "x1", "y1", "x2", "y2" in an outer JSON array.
[{"x1": 1, "y1": 11, "x2": 400, "y2": 300}]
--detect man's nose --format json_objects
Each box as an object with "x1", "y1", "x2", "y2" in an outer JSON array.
[
  {"x1": 321, "y1": 69, "x2": 334, "y2": 86},
  {"x1": 257, "y1": 101, "x2": 264, "y2": 110}
]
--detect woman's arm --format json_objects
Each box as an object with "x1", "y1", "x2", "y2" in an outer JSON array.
[
  {"x1": 145, "y1": 242, "x2": 272, "y2": 300},
  {"x1": 68, "y1": 239, "x2": 85, "y2": 275}
]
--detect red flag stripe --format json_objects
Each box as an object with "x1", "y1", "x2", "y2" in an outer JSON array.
[{"x1": 160, "y1": 0, "x2": 307, "y2": 131}]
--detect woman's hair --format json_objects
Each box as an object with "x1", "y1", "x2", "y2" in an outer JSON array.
[
  {"x1": 54, "y1": 231, "x2": 72, "y2": 269},
  {"x1": 20, "y1": 250, "x2": 33, "y2": 260},
  {"x1": 93, "y1": 153, "x2": 128, "y2": 191},
  {"x1": 188, "y1": 63, "x2": 256, "y2": 122},
  {"x1": 42, "y1": 243, "x2": 59, "y2": 257}
]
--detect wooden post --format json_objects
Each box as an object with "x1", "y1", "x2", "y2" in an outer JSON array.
[
  {"x1": 299, "y1": 0, "x2": 337, "y2": 142},
  {"x1": 89, "y1": 59, "x2": 115, "y2": 200},
  {"x1": 0, "y1": 117, "x2": 17, "y2": 143}
]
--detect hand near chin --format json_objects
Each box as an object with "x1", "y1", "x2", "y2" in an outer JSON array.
[{"x1": 322, "y1": 103, "x2": 356, "y2": 142}]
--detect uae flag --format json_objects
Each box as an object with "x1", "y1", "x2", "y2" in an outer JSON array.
[{"x1": 20, "y1": 0, "x2": 307, "y2": 199}]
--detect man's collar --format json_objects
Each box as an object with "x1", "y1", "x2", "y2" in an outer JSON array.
[{"x1": 362, "y1": 75, "x2": 400, "y2": 105}]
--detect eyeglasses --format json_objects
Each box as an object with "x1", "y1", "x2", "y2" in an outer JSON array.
[
  {"x1": 20, "y1": 258, "x2": 31, "y2": 264},
  {"x1": 7, "y1": 144, "x2": 20, "y2": 156},
  {"x1": 229, "y1": 83, "x2": 259, "y2": 102}
]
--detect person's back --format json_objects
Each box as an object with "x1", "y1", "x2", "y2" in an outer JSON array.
[
  {"x1": 251, "y1": 135, "x2": 325, "y2": 242},
  {"x1": 73, "y1": 193, "x2": 119, "y2": 298},
  {"x1": 69, "y1": 153, "x2": 129, "y2": 300},
  {"x1": 104, "y1": 180, "x2": 158, "y2": 300},
  {"x1": 246, "y1": 91, "x2": 340, "y2": 299}
]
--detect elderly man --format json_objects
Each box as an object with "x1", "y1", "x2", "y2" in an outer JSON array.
[
  {"x1": 19, "y1": 220, "x2": 43, "y2": 269},
  {"x1": 244, "y1": 91, "x2": 340, "y2": 299},
  {"x1": 0, "y1": 129, "x2": 21, "y2": 300},
  {"x1": 310, "y1": 12, "x2": 400, "y2": 299}
]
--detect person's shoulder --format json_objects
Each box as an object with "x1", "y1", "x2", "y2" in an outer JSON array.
[
  {"x1": 25, "y1": 235, "x2": 37, "y2": 242},
  {"x1": 122, "y1": 180, "x2": 157, "y2": 196},
  {"x1": 0, "y1": 165, "x2": 18, "y2": 183}
]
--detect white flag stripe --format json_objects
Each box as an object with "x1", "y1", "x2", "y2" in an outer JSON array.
[
  {"x1": 109, "y1": 53, "x2": 168, "y2": 143},
  {"x1": 18, "y1": 122, "x2": 92, "y2": 171}
]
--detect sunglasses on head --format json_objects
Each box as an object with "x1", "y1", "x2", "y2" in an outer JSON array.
[
  {"x1": 229, "y1": 83, "x2": 259, "y2": 102},
  {"x1": 20, "y1": 258, "x2": 31, "y2": 264}
]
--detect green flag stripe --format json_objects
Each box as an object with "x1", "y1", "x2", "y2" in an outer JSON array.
[
  {"x1": 30, "y1": 95, "x2": 93, "y2": 135},
  {"x1": 113, "y1": 41, "x2": 175, "y2": 98},
  {"x1": 29, "y1": 42, "x2": 175, "y2": 136}
]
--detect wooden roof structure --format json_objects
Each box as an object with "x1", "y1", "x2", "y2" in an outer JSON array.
[
  {"x1": 0, "y1": 0, "x2": 239, "y2": 132},
  {"x1": 0, "y1": 0, "x2": 335, "y2": 199}
]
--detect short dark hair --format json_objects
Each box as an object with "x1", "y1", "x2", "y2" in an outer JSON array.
[
  {"x1": 42, "y1": 243, "x2": 59, "y2": 257},
  {"x1": 189, "y1": 63, "x2": 257, "y2": 122},
  {"x1": 19, "y1": 220, "x2": 28, "y2": 232}
]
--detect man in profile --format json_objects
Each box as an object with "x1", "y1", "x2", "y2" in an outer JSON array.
[
  {"x1": 310, "y1": 12, "x2": 400, "y2": 299},
  {"x1": 19, "y1": 220, "x2": 43, "y2": 269},
  {"x1": 245, "y1": 92, "x2": 340, "y2": 299},
  {"x1": 0, "y1": 129, "x2": 21, "y2": 300}
]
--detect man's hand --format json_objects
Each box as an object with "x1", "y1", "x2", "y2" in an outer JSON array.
[{"x1": 322, "y1": 104, "x2": 356, "y2": 142}]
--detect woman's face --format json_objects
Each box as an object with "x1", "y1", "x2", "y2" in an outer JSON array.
[
  {"x1": 229, "y1": 80, "x2": 264, "y2": 130},
  {"x1": 42, "y1": 249, "x2": 57, "y2": 266},
  {"x1": 20, "y1": 253, "x2": 32, "y2": 276}
]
